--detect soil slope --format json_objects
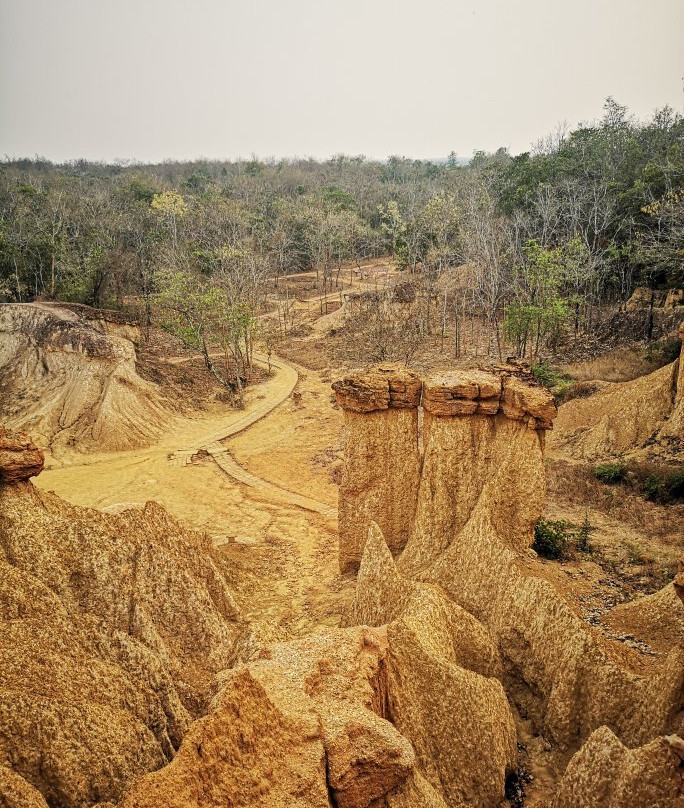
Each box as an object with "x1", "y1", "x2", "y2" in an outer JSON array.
[{"x1": 0, "y1": 303, "x2": 171, "y2": 455}]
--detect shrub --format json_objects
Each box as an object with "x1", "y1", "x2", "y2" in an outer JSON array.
[
  {"x1": 531, "y1": 360, "x2": 573, "y2": 402},
  {"x1": 594, "y1": 461, "x2": 627, "y2": 484},
  {"x1": 561, "y1": 380, "x2": 600, "y2": 402},
  {"x1": 533, "y1": 519, "x2": 570, "y2": 559},
  {"x1": 626, "y1": 542, "x2": 650, "y2": 565},
  {"x1": 575, "y1": 511, "x2": 595, "y2": 553},
  {"x1": 639, "y1": 470, "x2": 684, "y2": 504},
  {"x1": 626, "y1": 462, "x2": 684, "y2": 504},
  {"x1": 644, "y1": 338, "x2": 680, "y2": 367}
]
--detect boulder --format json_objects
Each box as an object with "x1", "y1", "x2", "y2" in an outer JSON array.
[
  {"x1": 0, "y1": 425, "x2": 44, "y2": 484},
  {"x1": 332, "y1": 366, "x2": 422, "y2": 412}
]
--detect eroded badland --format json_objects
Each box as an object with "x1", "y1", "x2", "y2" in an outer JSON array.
[{"x1": 1, "y1": 273, "x2": 683, "y2": 808}]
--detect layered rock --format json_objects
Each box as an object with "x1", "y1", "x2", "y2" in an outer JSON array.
[
  {"x1": 422, "y1": 509, "x2": 683, "y2": 749},
  {"x1": 400, "y1": 369, "x2": 555, "y2": 569},
  {"x1": 336, "y1": 366, "x2": 683, "y2": 802},
  {"x1": 348, "y1": 523, "x2": 502, "y2": 680},
  {"x1": 552, "y1": 727, "x2": 684, "y2": 808},
  {"x1": 0, "y1": 425, "x2": 44, "y2": 484},
  {"x1": 421, "y1": 369, "x2": 502, "y2": 416},
  {"x1": 333, "y1": 366, "x2": 422, "y2": 572},
  {"x1": 0, "y1": 303, "x2": 171, "y2": 455},
  {"x1": 0, "y1": 431, "x2": 246, "y2": 807},
  {"x1": 550, "y1": 318, "x2": 684, "y2": 460},
  {"x1": 334, "y1": 367, "x2": 557, "y2": 573},
  {"x1": 601, "y1": 289, "x2": 683, "y2": 342},
  {"x1": 115, "y1": 627, "x2": 416, "y2": 808}
]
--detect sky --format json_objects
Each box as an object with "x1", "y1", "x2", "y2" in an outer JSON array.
[{"x1": 1, "y1": 0, "x2": 683, "y2": 163}]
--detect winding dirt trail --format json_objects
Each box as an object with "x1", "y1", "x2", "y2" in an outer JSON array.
[
  {"x1": 35, "y1": 267, "x2": 401, "y2": 637},
  {"x1": 166, "y1": 352, "x2": 337, "y2": 523},
  {"x1": 36, "y1": 342, "x2": 347, "y2": 639}
]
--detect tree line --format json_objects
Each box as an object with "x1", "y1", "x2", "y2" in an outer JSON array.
[{"x1": 1, "y1": 98, "x2": 682, "y2": 367}]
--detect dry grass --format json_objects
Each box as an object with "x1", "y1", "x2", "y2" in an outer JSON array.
[
  {"x1": 561, "y1": 338, "x2": 680, "y2": 383},
  {"x1": 278, "y1": 340, "x2": 331, "y2": 371},
  {"x1": 546, "y1": 459, "x2": 683, "y2": 562},
  {"x1": 561, "y1": 346, "x2": 659, "y2": 383}
]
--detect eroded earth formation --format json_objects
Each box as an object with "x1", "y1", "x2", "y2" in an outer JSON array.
[
  {"x1": 0, "y1": 363, "x2": 682, "y2": 807},
  {"x1": 0, "y1": 303, "x2": 170, "y2": 455}
]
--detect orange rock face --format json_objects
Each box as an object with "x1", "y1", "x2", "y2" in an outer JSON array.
[
  {"x1": 338, "y1": 366, "x2": 684, "y2": 806},
  {"x1": 335, "y1": 367, "x2": 423, "y2": 573},
  {"x1": 0, "y1": 426, "x2": 44, "y2": 484},
  {"x1": 335, "y1": 367, "x2": 556, "y2": 573},
  {"x1": 116, "y1": 628, "x2": 416, "y2": 808},
  {"x1": 422, "y1": 369, "x2": 502, "y2": 416},
  {"x1": 332, "y1": 365, "x2": 422, "y2": 412},
  {"x1": 0, "y1": 458, "x2": 245, "y2": 807}
]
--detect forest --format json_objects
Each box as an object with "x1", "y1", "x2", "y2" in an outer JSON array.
[{"x1": 1, "y1": 98, "x2": 683, "y2": 369}]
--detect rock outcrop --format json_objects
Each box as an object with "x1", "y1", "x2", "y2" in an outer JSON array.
[
  {"x1": 114, "y1": 627, "x2": 416, "y2": 808},
  {"x1": 337, "y1": 367, "x2": 684, "y2": 805},
  {"x1": 346, "y1": 525, "x2": 515, "y2": 808},
  {"x1": 334, "y1": 366, "x2": 557, "y2": 572},
  {"x1": 0, "y1": 303, "x2": 171, "y2": 455},
  {"x1": 552, "y1": 727, "x2": 684, "y2": 808},
  {"x1": 0, "y1": 425, "x2": 44, "y2": 484},
  {"x1": 333, "y1": 366, "x2": 422, "y2": 572},
  {"x1": 0, "y1": 428, "x2": 246, "y2": 807}
]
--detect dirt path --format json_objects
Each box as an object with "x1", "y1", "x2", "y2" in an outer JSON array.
[
  {"x1": 159, "y1": 351, "x2": 336, "y2": 521},
  {"x1": 34, "y1": 269, "x2": 401, "y2": 638},
  {"x1": 36, "y1": 346, "x2": 348, "y2": 641}
]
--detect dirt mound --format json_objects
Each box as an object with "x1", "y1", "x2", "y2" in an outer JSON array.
[
  {"x1": 0, "y1": 303, "x2": 172, "y2": 456},
  {"x1": 0, "y1": 429, "x2": 246, "y2": 807},
  {"x1": 550, "y1": 321, "x2": 683, "y2": 461}
]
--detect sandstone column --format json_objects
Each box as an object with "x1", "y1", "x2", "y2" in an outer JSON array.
[
  {"x1": 333, "y1": 367, "x2": 422, "y2": 574},
  {"x1": 398, "y1": 370, "x2": 557, "y2": 575}
]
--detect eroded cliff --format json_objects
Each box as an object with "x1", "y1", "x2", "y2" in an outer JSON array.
[
  {"x1": 0, "y1": 428, "x2": 246, "y2": 807},
  {"x1": 0, "y1": 303, "x2": 171, "y2": 455},
  {"x1": 339, "y1": 365, "x2": 684, "y2": 806},
  {"x1": 550, "y1": 320, "x2": 684, "y2": 461}
]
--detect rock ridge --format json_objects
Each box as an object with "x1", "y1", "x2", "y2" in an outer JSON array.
[{"x1": 333, "y1": 365, "x2": 557, "y2": 428}]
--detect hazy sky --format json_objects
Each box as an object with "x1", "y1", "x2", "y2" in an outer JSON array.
[{"x1": 1, "y1": 0, "x2": 683, "y2": 163}]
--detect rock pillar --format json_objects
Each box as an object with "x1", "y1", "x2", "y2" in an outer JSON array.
[
  {"x1": 398, "y1": 370, "x2": 557, "y2": 575},
  {"x1": 332, "y1": 367, "x2": 422, "y2": 574}
]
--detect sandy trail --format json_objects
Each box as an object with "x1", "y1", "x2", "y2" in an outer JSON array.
[
  {"x1": 35, "y1": 265, "x2": 396, "y2": 638},
  {"x1": 36, "y1": 345, "x2": 349, "y2": 640}
]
